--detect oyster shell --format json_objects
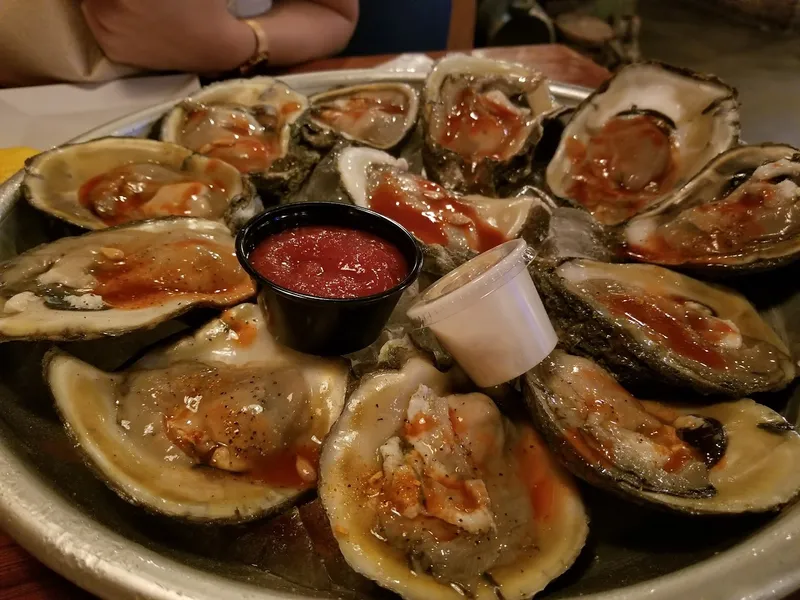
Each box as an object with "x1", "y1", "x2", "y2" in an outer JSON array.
[
  {"x1": 0, "y1": 217, "x2": 255, "y2": 341},
  {"x1": 623, "y1": 144, "x2": 800, "y2": 273},
  {"x1": 45, "y1": 303, "x2": 348, "y2": 522},
  {"x1": 319, "y1": 357, "x2": 588, "y2": 600},
  {"x1": 422, "y1": 55, "x2": 556, "y2": 195},
  {"x1": 524, "y1": 350, "x2": 800, "y2": 514},
  {"x1": 302, "y1": 82, "x2": 420, "y2": 151},
  {"x1": 532, "y1": 259, "x2": 795, "y2": 395},
  {"x1": 334, "y1": 146, "x2": 544, "y2": 274},
  {"x1": 159, "y1": 77, "x2": 318, "y2": 203},
  {"x1": 546, "y1": 62, "x2": 740, "y2": 225},
  {"x1": 23, "y1": 137, "x2": 259, "y2": 230}
]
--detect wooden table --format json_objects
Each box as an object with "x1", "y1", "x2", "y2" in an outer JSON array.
[
  {"x1": 287, "y1": 44, "x2": 611, "y2": 88},
  {"x1": 0, "y1": 44, "x2": 609, "y2": 600}
]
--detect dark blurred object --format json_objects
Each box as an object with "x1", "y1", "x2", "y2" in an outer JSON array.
[
  {"x1": 677, "y1": 0, "x2": 800, "y2": 30},
  {"x1": 343, "y1": 0, "x2": 454, "y2": 55},
  {"x1": 476, "y1": 0, "x2": 640, "y2": 68},
  {"x1": 555, "y1": 10, "x2": 640, "y2": 68},
  {"x1": 477, "y1": 0, "x2": 557, "y2": 47},
  {"x1": 232, "y1": 499, "x2": 379, "y2": 596}
]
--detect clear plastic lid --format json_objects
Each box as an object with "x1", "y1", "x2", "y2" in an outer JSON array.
[{"x1": 408, "y1": 239, "x2": 534, "y2": 326}]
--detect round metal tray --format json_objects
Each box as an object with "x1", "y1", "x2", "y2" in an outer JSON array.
[{"x1": 0, "y1": 69, "x2": 798, "y2": 600}]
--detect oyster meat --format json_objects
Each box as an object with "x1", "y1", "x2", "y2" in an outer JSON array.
[
  {"x1": 302, "y1": 82, "x2": 419, "y2": 152},
  {"x1": 320, "y1": 357, "x2": 588, "y2": 600},
  {"x1": 624, "y1": 144, "x2": 800, "y2": 273},
  {"x1": 0, "y1": 218, "x2": 255, "y2": 341},
  {"x1": 159, "y1": 77, "x2": 317, "y2": 201},
  {"x1": 546, "y1": 62, "x2": 739, "y2": 225},
  {"x1": 45, "y1": 303, "x2": 348, "y2": 522},
  {"x1": 23, "y1": 137, "x2": 259, "y2": 230},
  {"x1": 524, "y1": 350, "x2": 800, "y2": 514},
  {"x1": 532, "y1": 259, "x2": 795, "y2": 395},
  {"x1": 335, "y1": 146, "x2": 542, "y2": 273},
  {"x1": 422, "y1": 55, "x2": 556, "y2": 195}
]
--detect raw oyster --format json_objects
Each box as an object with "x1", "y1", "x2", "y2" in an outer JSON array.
[
  {"x1": 532, "y1": 259, "x2": 795, "y2": 395},
  {"x1": 524, "y1": 350, "x2": 800, "y2": 514},
  {"x1": 422, "y1": 55, "x2": 556, "y2": 195},
  {"x1": 159, "y1": 77, "x2": 317, "y2": 202},
  {"x1": 623, "y1": 144, "x2": 800, "y2": 273},
  {"x1": 327, "y1": 145, "x2": 544, "y2": 274},
  {"x1": 301, "y1": 82, "x2": 419, "y2": 151},
  {"x1": 0, "y1": 218, "x2": 255, "y2": 341},
  {"x1": 320, "y1": 357, "x2": 588, "y2": 600},
  {"x1": 546, "y1": 62, "x2": 739, "y2": 226},
  {"x1": 23, "y1": 137, "x2": 259, "y2": 230},
  {"x1": 45, "y1": 303, "x2": 348, "y2": 522}
]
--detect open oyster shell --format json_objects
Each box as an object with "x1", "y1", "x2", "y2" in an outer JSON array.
[
  {"x1": 158, "y1": 77, "x2": 318, "y2": 203},
  {"x1": 320, "y1": 356, "x2": 587, "y2": 600},
  {"x1": 301, "y1": 82, "x2": 420, "y2": 152},
  {"x1": 532, "y1": 259, "x2": 795, "y2": 396},
  {"x1": 623, "y1": 143, "x2": 800, "y2": 273},
  {"x1": 422, "y1": 55, "x2": 556, "y2": 195},
  {"x1": 45, "y1": 303, "x2": 348, "y2": 522},
  {"x1": 546, "y1": 62, "x2": 740, "y2": 226},
  {"x1": 0, "y1": 217, "x2": 255, "y2": 341},
  {"x1": 298, "y1": 145, "x2": 545, "y2": 274},
  {"x1": 524, "y1": 350, "x2": 800, "y2": 514},
  {"x1": 23, "y1": 137, "x2": 260, "y2": 231}
]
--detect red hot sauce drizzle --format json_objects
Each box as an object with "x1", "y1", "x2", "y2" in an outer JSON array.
[
  {"x1": 181, "y1": 101, "x2": 303, "y2": 173},
  {"x1": 313, "y1": 92, "x2": 407, "y2": 130},
  {"x1": 594, "y1": 285, "x2": 735, "y2": 369},
  {"x1": 626, "y1": 184, "x2": 775, "y2": 264},
  {"x1": 91, "y1": 239, "x2": 252, "y2": 309},
  {"x1": 367, "y1": 170, "x2": 508, "y2": 252},
  {"x1": 565, "y1": 114, "x2": 679, "y2": 225},
  {"x1": 249, "y1": 225, "x2": 409, "y2": 299},
  {"x1": 438, "y1": 87, "x2": 528, "y2": 161},
  {"x1": 78, "y1": 164, "x2": 225, "y2": 226}
]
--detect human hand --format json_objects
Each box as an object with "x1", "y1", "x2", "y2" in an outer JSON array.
[{"x1": 81, "y1": 0, "x2": 256, "y2": 73}]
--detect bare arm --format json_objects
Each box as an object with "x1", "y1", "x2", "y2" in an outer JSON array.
[
  {"x1": 81, "y1": 0, "x2": 358, "y2": 74},
  {"x1": 253, "y1": 0, "x2": 359, "y2": 66}
]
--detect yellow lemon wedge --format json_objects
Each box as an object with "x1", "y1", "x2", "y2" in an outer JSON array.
[{"x1": 0, "y1": 147, "x2": 39, "y2": 185}]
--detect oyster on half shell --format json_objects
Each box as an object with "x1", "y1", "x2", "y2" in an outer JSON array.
[
  {"x1": 159, "y1": 77, "x2": 317, "y2": 202},
  {"x1": 546, "y1": 62, "x2": 739, "y2": 226},
  {"x1": 301, "y1": 82, "x2": 420, "y2": 152},
  {"x1": 23, "y1": 137, "x2": 260, "y2": 231},
  {"x1": 320, "y1": 357, "x2": 588, "y2": 600},
  {"x1": 422, "y1": 55, "x2": 556, "y2": 195},
  {"x1": 524, "y1": 350, "x2": 800, "y2": 514},
  {"x1": 532, "y1": 259, "x2": 795, "y2": 396},
  {"x1": 320, "y1": 145, "x2": 544, "y2": 274},
  {"x1": 623, "y1": 144, "x2": 800, "y2": 273},
  {"x1": 0, "y1": 217, "x2": 255, "y2": 341},
  {"x1": 45, "y1": 303, "x2": 348, "y2": 522}
]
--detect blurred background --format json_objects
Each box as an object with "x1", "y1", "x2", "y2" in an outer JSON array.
[{"x1": 473, "y1": 0, "x2": 800, "y2": 143}]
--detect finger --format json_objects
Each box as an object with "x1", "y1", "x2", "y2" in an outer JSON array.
[
  {"x1": 80, "y1": 0, "x2": 118, "y2": 35},
  {"x1": 80, "y1": 3, "x2": 103, "y2": 42},
  {"x1": 81, "y1": 1, "x2": 124, "y2": 61}
]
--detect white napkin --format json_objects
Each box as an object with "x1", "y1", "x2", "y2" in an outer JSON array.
[
  {"x1": 0, "y1": 54, "x2": 436, "y2": 151},
  {"x1": 376, "y1": 53, "x2": 436, "y2": 74},
  {"x1": 0, "y1": 74, "x2": 200, "y2": 150}
]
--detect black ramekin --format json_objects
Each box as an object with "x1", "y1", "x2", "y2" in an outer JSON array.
[{"x1": 235, "y1": 202, "x2": 423, "y2": 356}]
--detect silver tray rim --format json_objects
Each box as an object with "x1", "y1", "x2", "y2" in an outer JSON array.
[{"x1": 0, "y1": 67, "x2": 798, "y2": 600}]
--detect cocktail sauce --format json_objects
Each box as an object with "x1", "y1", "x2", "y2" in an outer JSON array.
[{"x1": 249, "y1": 225, "x2": 409, "y2": 299}]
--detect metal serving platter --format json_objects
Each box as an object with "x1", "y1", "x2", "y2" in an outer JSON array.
[{"x1": 0, "y1": 68, "x2": 798, "y2": 600}]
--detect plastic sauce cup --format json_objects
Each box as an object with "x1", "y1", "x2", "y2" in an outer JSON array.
[{"x1": 407, "y1": 239, "x2": 557, "y2": 387}]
